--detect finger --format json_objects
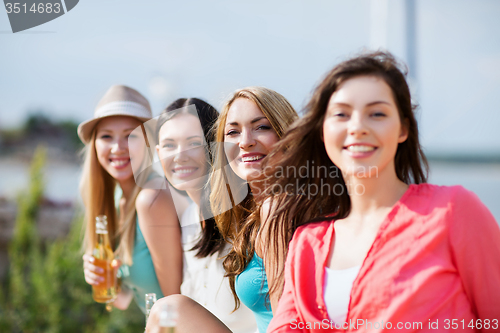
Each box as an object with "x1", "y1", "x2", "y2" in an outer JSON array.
[
  {"x1": 83, "y1": 254, "x2": 95, "y2": 263},
  {"x1": 83, "y1": 261, "x2": 104, "y2": 274},
  {"x1": 84, "y1": 269, "x2": 104, "y2": 285}
]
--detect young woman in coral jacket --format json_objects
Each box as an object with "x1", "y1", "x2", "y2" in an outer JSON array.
[{"x1": 260, "y1": 52, "x2": 500, "y2": 333}]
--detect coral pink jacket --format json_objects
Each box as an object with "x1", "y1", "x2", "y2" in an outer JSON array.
[{"x1": 268, "y1": 184, "x2": 500, "y2": 332}]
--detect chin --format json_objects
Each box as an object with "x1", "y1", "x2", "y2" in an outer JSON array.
[
  {"x1": 111, "y1": 173, "x2": 134, "y2": 182},
  {"x1": 172, "y1": 178, "x2": 203, "y2": 192},
  {"x1": 340, "y1": 164, "x2": 375, "y2": 178}
]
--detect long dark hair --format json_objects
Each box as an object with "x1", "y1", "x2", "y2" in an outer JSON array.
[
  {"x1": 156, "y1": 98, "x2": 224, "y2": 258},
  {"x1": 257, "y1": 51, "x2": 429, "y2": 298}
]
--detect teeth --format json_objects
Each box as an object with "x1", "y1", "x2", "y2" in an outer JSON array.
[
  {"x1": 111, "y1": 159, "x2": 129, "y2": 166},
  {"x1": 347, "y1": 145, "x2": 375, "y2": 152},
  {"x1": 242, "y1": 155, "x2": 263, "y2": 162},
  {"x1": 175, "y1": 168, "x2": 195, "y2": 174}
]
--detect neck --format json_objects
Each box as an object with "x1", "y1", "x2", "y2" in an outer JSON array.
[
  {"x1": 343, "y1": 164, "x2": 409, "y2": 218},
  {"x1": 186, "y1": 189, "x2": 207, "y2": 229},
  {"x1": 248, "y1": 174, "x2": 265, "y2": 196},
  {"x1": 118, "y1": 177, "x2": 136, "y2": 201},
  {"x1": 186, "y1": 189, "x2": 201, "y2": 207}
]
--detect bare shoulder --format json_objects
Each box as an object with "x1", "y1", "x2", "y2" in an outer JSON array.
[
  {"x1": 136, "y1": 187, "x2": 178, "y2": 226},
  {"x1": 136, "y1": 187, "x2": 172, "y2": 207},
  {"x1": 136, "y1": 176, "x2": 171, "y2": 206}
]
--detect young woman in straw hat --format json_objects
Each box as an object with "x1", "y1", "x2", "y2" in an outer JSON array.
[
  {"x1": 256, "y1": 52, "x2": 500, "y2": 332},
  {"x1": 146, "y1": 87, "x2": 298, "y2": 333},
  {"x1": 79, "y1": 85, "x2": 185, "y2": 313}
]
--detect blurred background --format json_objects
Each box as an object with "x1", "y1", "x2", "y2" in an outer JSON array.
[{"x1": 0, "y1": 0, "x2": 499, "y2": 331}]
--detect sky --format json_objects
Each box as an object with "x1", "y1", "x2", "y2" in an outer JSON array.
[{"x1": 1, "y1": 0, "x2": 499, "y2": 156}]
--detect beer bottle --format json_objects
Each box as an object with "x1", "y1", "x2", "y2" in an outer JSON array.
[{"x1": 92, "y1": 215, "x2": 117, "y2": 304}]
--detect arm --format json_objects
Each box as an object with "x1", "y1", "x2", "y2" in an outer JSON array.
[
  {"x1": 136, "y1": 186, "x2": 183, "y2": 296},
  {"x1": 449, "y1": 187, "x2": 500, "y2": 326}
]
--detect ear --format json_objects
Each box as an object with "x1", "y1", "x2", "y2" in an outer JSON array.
[{"x1": 398, "y1": 118, "x2": 409, "y2": 143}]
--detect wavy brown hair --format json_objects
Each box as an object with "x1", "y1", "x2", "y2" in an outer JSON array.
[
  {"x1": 209, "y1": 86, "x2": 298, "y2": 309},
  {"x1": 257, "y1": 51, "x2": 429, "y2": 298}
]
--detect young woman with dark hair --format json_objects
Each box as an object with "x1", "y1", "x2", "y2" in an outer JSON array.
[
  {"x1": 260, "y1": 52, "x2": 500, "y2": 332},
  {"x1": 153, "y1": 98, "x2": 256, "y2": 333}
]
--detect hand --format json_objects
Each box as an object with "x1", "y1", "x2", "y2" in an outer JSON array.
[
  {"x1": 82, "y1": 254, "x2": 121, "y2": 286},
  {"x1": 83, "y1": 254, "x2": 103, "y2": 285}
]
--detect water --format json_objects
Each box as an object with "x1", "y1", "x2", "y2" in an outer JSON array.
[
  {"x1": 0, "y1": 158, "x2": 82, "y2": 203},
  {"x1": 0, "y1": 158, "x2": 499, "y2": 223},
  {"x1": 428, "y1": 161, "x2": 500, "y2": 222}
]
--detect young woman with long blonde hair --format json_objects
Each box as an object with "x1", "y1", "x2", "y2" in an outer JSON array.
[{"x1": 79, "y1": 85, "x2": 184, "y2": 313}]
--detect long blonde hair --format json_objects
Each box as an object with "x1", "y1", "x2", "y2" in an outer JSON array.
[
  {"x1": 80, "y1": 127, "x2": 150, "y2": 266},
  {"x1": 209, "y1": 86, "x2": 298, "y2": 308}
]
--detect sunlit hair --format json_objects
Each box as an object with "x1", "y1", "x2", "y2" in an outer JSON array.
[
  {"x1": 209, "y1": 86, "x2": 298, "y2": 308},
  {"x1": 258, "y1": 50, "x2": 429, "y2": 298},
  {"x1": 155, "y1": 98, "x2": 223, "y2": 258},
  {"x1": 80, "y1": 122, "x2": 151, "y2": 266}
]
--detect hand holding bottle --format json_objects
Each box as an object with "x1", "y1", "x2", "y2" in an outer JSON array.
[{"x1": 83, "y1": 254, "x2": 121, "y2": 286}]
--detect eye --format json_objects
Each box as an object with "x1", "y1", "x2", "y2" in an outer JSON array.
[
  {"x1": 190, "y1": 141, "x2": 203, "y2": 147},
  {"x1": 162, "y1": 143, "x2": 175, "y2": 149},
  {"x1": 256, "y1": 125, "x2": 271, "y2": 131},
  {"x1": 99, "y1": 134, "x2": 112, "y2": 139},
  {"x1": 331, "y1": 111, "x2": 348, "y2": 119},
  {"x1": 371, "y1": 112, "x2": 386, "y2": 118},
  {"x1": 225, "y1": 130, "x2": 239, "y2": 136}
]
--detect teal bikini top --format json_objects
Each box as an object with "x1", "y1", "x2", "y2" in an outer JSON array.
[
  {"x1": 119, "y1": 217, "x2": 163, "y2": 314},
  {"x1": 234, "y1": 252, "x2": 272, "y2": 333},
  {"x1": 115, "y1": 185, "x2": 164, "y2": 314}
]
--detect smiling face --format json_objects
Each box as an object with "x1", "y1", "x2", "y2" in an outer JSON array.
[
  {"x1": 323, "y1": 76, "x2": 408, "y2": 180},
  {"x1": 156, "y1": 112, "x2": 208, "y2": 193},
  {"x1": 94, "y1": 116, "x2": 143, "y2": 182},
  {"x1": 224, "y1": 98, "x2": 279, "y2": 181}
]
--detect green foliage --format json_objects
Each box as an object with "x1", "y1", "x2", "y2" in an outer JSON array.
[
  {"x1": 0, "y1": 146, "x2": 144, "y2": 332},
  {"x1": 24, "y1": 113, "x2": 53, "y2": 133},
  {"x1": 0, "y1": 111, "x2": 84, "y2": 155},
  {"x1": 57, "y1": 120, "x2": 83, "y2": 149}
]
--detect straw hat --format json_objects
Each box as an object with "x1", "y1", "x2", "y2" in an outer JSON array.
[{"x1": 77, "y1": 85, "x2": 152, "y2": 144}]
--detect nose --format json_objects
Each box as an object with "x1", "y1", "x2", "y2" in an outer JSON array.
[
  {"x1": 239, "y1": 129, "x2": 256, "y2": 150},
  {"x1": 347, "y1": 112, "x2": 368, "y2": 137},
  {"x1": 173, "y1": 146, "x2": 189, "y2": 163},
  {"x1": 111, "y1": 137, "x2": 128, "y2": 154}
]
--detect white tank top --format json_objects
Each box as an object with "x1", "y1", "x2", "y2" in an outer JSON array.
[{"x1": 323, "y1": 265, "x2": 361, "y2": 324}]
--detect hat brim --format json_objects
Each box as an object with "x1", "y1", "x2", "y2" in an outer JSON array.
[{"x1": 77, "y1": 115, "x2": 151, "y2": 145}]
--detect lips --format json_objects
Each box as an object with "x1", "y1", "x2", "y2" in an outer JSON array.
[
  {"x1": 109, "y1": 157, "x2": 131, "y2": 169},
  {"x1": 172, "y1": 166, "x2": 199, "y2": 179},
  {"x1": 343, "y1": 144, "x2": 377, "y2": 158},
  {"x1": 240, "y1": 153, "x2": 266, "y2": 163}
]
